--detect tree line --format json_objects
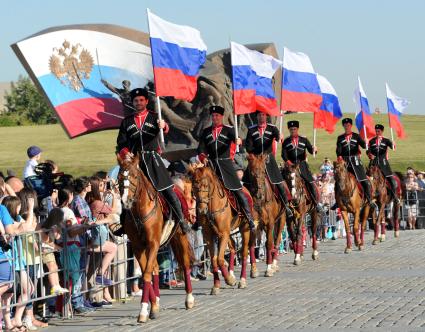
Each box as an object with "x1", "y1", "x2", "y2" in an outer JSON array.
[{"x1": 1, "y1": 76, "x2": 57, "y2": 126}]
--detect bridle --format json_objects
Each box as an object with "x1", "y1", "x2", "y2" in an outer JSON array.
[{"x1": 192, "y1": 168, "x2": 228, "y2": 220}]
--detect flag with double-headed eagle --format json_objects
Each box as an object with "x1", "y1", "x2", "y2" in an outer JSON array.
[{"x1": 11, "y1": 24, "x2": 153, "y2": 138}]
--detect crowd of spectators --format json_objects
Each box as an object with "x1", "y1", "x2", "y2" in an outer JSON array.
[{"x1": 1, "y1": 146, "x2": 424, "y2": 330}]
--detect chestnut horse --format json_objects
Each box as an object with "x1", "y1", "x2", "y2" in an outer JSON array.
[
  {"x1": 117, "y1": 154, "x2": 194, "y2": 323},
  {"x1": 368, "y1": 165, "x2": 402, "y2": 243},
  {"x1": 281, "y1": 164, "x2": 319, "y2": 265},
  {"x1": 333, "y1": 159, "x2": 372, "y2": 253},
  {"x1": 246, "y1": 154, "x2": 286, "y2": 276},
  {"x1": 190, "y1": 165, "x2": 256, "y2": 294}
]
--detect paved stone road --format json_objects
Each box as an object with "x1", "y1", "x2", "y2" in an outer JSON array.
[{"x1": 46, "y1": 230, "x2": 425, "y2": 331}]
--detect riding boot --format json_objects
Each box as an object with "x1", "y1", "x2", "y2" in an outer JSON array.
[
  {"x1": 306, "y1": 181, "x2": 323, "y2": 213},
  {"x1": 276, "y1": 183, "x2": 293, "y2": 218},
  {"x1": 388, "y1": 176, "x2": 400, "y2": 204},
  {"x1": 234, "y1": 189, "x2": 256, "y2": 231},
  {"x1": 162, "y1": 187, "x2": 191, "y2": 234},
  {"x1": 361, "y1": 180, "x2": 378, "y2": 210}
]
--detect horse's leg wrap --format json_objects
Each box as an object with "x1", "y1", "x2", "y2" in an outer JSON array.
[
  {"x1": 240, "y1": 257, "x2": 247, "y2": 279},
  {"x1": 184, "y1": 268, "x2": 193, "y2": 294}
]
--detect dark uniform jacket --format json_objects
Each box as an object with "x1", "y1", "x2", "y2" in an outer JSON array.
[
  {"x1": 198, "y1": 125, "x2": 242, "y2": 190},
  {"x1": 281, "y1": 135, "x2": 314, "y2": 183},
  {"x1": 367, "y1": 136, "x2": 394, "y2": 177},
  {"x1": 116, "y1": 111, "x2": 172, "y2": 191},
  {"x1": 336, "y1": 132, "x2": 367, "y2": 182},
  {"x1": 244, "y1": 123, "x2": 283, "y2": 184}
]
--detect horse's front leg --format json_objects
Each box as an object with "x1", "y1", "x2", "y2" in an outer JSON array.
[
  {"x1": 264, "y1": 215, "x2": 275, "y2": 276},
  {"x1": 217, "y1": 230, "x2": 235, "y2": 287},
  {"x1": 238, "y1": 221, "x2": 250, "y2": 289},
  {"x1": 203, "y1": 226, "x2": 221, "y2": 295},
  {"x1": 340, "y1": 210, "x2": 352, "y2": 253},
  {"x1": 372, "y1": 203, "x2": 380, "y2": 245},
  {"x1": 138, "y1": 242, "x2": 158, "y2": 323},
  {"x1": 353, "y1": 208, "x2": 361, "y2": 249},
  {"x1": 360, "y1": 205, "x2": 369, "y2": 250},
  {"x1": 170, "y1": 229, "x2": 195, "y2": 310},
  {"x1": 311, "y1": 210, "x2": 319, "y2": 260},
  {"x1": 294, "y1": 218, "x2": 303, "y2": 265},
  {"x1": 393, "y1": 201, "x2": 400, "y2": 238},
  {"x1": 379, "y1": 203, "x2": 387, "y2": 242},
  {"x1": 272, "y1": 212, "x2": 286, "y2": 272}
]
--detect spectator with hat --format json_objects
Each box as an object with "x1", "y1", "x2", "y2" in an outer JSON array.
[{"x1": 23, "y1": 146, "x2": 42, "y2": 179}]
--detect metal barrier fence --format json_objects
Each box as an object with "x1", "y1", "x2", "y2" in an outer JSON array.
[{"x1": 1, "y1": 193, "x2": 422, "y2": 321}]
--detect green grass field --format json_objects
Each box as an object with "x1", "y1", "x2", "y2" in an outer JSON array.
[{"x1": 1, "y1": 113, "x2": 424, "y2": 178}]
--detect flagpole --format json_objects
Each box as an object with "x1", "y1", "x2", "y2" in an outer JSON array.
[
  {"x1": 388, "y1": 108, "x2": 396, "y2": 151},
  {"x1": 146, "y1": 8, "x2": 165, "y2": 146},
  {"x1": 313, "y1": 127, "x2": 317, "y2": 159},
  {"x1": 279, "y1": 50, "x2": 285, "y2": 140},
  {"x1": 229, "y1": 39, "x2": 240, "y2": 153}
]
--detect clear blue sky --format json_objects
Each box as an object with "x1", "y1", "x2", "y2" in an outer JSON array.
[{"x1": 1, "y1": 0, "x2": 424, "y2": 114}]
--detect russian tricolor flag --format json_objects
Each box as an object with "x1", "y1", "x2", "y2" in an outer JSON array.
[
  {"x1": 354, "y1": 77, "x2": 375, "y2": 139},
  {"x1": 386, "y1": 83, "x2": 409, "y2": 139},
  {"x1": 230, "y1": 42, "x2": 281, "y2": 116},
  {"x1": 12, "y1": 25, "x2": 153, "y2": 138},
  {"x1": 281, "y1": 47, "x2": 322, "y2": 113},
  {"x1": 147, "y1": 10, "x2": 207, "y2": 101},
  {"x1": 314, "y1": 74, "x2": 342, "y2": 134}
]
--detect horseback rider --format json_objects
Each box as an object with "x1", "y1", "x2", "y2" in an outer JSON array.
[
  {"x1": 367, "y1": 124, "x2": 400, "y2": 203},
  {"x1": 116, "y1": 88, "x2": 191, "y2": 234},
  {"x1": 281, "y1": 120, "x2": 323, "y2": 212},
  {"x1": 244, "y1": 110, "x2": 293, "y2": 218},
  {"x1": 197, "y1": 105, "x2": 256, "y2": 231},
  {"x1": 335, "y1": 118, "x2": 378, "y2": 210}
]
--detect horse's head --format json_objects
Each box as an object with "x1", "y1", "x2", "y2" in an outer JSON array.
[
  {"x1": 247, "y1": 154, "x2": 267, "y2": 201},
  {"x1": 117, "y1": 153, "x2": 141, "y2": 210},
  {"x1": 190, "y1": 166, "x2": 214, "y2": 216},
  {"x1": 334, "y1": 159, "x2": 349, "y2": 192},
  {"x1": 281, "y1": 162, "x2": 301, "y2": 200}
]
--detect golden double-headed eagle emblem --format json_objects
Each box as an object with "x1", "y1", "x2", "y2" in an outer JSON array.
[{"x1": 49, "y1": 40, "x2": 94, "y2": 91}]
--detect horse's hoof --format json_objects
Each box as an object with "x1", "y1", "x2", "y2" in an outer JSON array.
[
  {"x1": 293, "y1": 258, "x2": 301, "y2": 266},
  {"x1": 271, "y1": 264, "x2": 279, "y2": 272},
  {"x1": 149, "y1": 308, "x2": 159, "y2": 320},
  {"x1": 344, "y1": 247, "x2": 352, "y2": 254},
  {"x1": 395, "y1": 230, "x2": 400, "y2": 238},
  {"x1": 372, "y1": 239, "x2": 379, "y2": 245},
  {"x1": 185, "y1": 293, "x2": 194, "y2": 309},
  {"x1": 238, "y1": 278, "x2": 247, "y2": 289},
  {"x1": 264, "y1": 269, "x2": 274, "y2": 277},
  {"x1": 138, "y1": 303, "x2": 149, "y2": 323},
  {"x1": 250, "y1": 269, "x2": 259, "y2": 278},
  {"x1": 300, "y1": 254, "x2": 304, "y2": 261},
  {"x1": 380, "y1": 235, "x2": 386, "y2": 242},
  {"x1": 210, "y1": 287, "x2": 220, "y2": 295},
  {"x1": 312, "y1": 253, "x2": 319, "y2": 261},
  {"x1": 359, "y1": 245, "x2": 364, "y2": 251},
  {"x1": 137, "y1": 314, "x2": 148, "y2": 323},
  {"x1": 225, "y1": 275, "x2": 237, "y2": 287}
]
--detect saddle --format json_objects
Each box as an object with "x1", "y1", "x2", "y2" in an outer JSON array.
[
  {"x1": 223, "y1": 186, "x2": 254, "y2": 216},
  {"x1": 158, "y1": 187, "x2": 190, "y2": 221}
]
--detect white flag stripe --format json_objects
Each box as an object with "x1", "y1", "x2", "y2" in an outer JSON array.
[
  {"x1": 16, "y1": 29, "x2": 152, "y2": 78},
  {"x1": 231, "y1": 42, "x2": 281, "y2": 78},
  {"x1": 317, "y1": 74, "x2": 337, "y2": 96},
  {"x1": 147, "y1": 9, "x2": 207, "y2": 51},
  {"x1": 386, "y1": 83, "x2": 410, "y2": 113},
  {"x1": 283, "y1": 47, "x2": 316, "y2": 73}
]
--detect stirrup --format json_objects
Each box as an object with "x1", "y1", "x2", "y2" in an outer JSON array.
[{"x1": 285, "y1": 206, "x2": 293, "y2": 218}]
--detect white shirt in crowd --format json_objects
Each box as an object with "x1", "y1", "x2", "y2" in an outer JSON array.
[{"x1": 23, "y1": 159, "x2": 38, "y2": 178}]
